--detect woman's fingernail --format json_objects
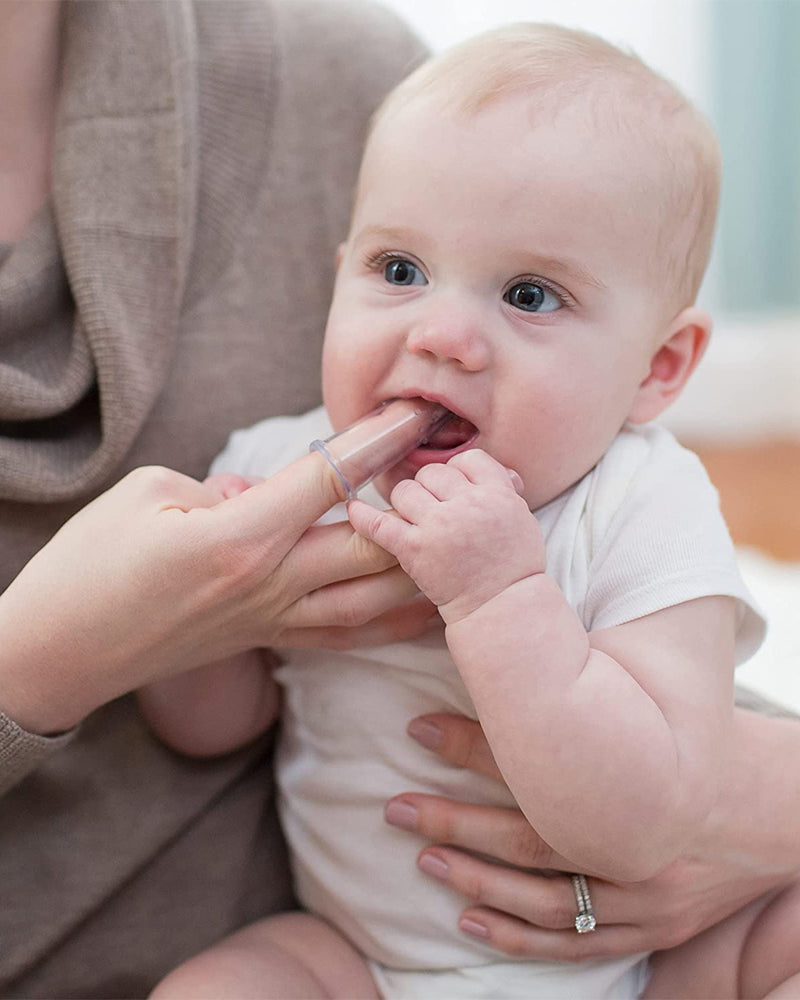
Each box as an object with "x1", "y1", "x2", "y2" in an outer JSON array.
[
  {"x1": 385, "y1": 799, "x2": 419, "y2": 831},
  {"x1": 460, "y1": 917, "x2": 490, "y2": 940},
  {"x1": 407, "y1": 718, "x2": 443, "y2": 750},
  {"x1": 418, "y1": 853, "x2": 449, "y2": 880}
]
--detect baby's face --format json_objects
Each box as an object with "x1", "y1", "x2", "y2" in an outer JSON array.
[{"x1": 322, "y1": 95, "x2": 670, "y2": 509}]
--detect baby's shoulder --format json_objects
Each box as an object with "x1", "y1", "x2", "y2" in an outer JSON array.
[{"x1": 588, "y1": 423, "x2": 712, "y2": 523}]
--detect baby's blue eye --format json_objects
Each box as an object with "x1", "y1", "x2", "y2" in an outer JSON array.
[
  {"x1": 505, "y1": 281, "x2": 561, "y2": 313},
  {"x1": 384, "y1": 259, "x2": 427, "y2": 286}
]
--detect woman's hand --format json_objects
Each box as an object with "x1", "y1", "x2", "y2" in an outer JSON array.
[
  {"x1": 387, "y1": 710, "x2": 800, "y2": 961},
  {"x1": 0, "y1": 454, "x2": 432, "y2": 735}
]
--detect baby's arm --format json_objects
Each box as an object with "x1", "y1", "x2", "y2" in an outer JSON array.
[
  {"x1": 349, "y1": 450, "x2": 735, "y2": 881},
  {"x1": 137, "y1": 651, "x2": 280, "y2": 757}
]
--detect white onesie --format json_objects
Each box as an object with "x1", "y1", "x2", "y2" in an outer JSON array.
[{"x1": 212, "y1": 406, "x2": 765, "y2": 1000}]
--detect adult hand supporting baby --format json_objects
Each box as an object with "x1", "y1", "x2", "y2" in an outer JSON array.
[
  {"x1": 389, "y1": 709, "x2": 800, "y2": 961},
  {"x1": 0, "y1": 453, "x2": 428, "y2": 737}
]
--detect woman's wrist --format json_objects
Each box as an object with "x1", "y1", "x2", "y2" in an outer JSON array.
[
  {"x1": 0, "y1": 651, "x2": 87, "y2": 735},
  {"x1": 0, "y1": 567, "x2": 105, "y2": 734}
]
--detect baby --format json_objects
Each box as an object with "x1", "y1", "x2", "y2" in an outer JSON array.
[{"x1": 142, "y1": 23, "x2": 800, "y2": 1000}]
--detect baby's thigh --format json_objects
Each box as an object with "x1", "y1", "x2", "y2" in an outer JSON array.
[
  {"x1": 150, "y1": 911, "x2": 378, "y2": 1000},
  {"x1": 739, "y1": 880, "x2": 800, "y2": 998},
  {"x1": 644, "y1": 882, "x2": 800, "y2": 1000}
]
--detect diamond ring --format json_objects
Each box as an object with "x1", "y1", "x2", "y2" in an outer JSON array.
[{"x1": 570, "y1": 873, "x2": 597, "y2": 933}]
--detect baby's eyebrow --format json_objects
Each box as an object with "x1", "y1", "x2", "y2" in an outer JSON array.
[
  {"x1": 354, "y1": 224, "x2": 427, "y2": 249},
  {"x1": 519, "y1": 253, "x2": 606, "y2": 291}
]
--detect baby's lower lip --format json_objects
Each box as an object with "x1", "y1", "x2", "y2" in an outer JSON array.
[{"x1": 403, "y1": 434, "x2": 479, "y2": 470}]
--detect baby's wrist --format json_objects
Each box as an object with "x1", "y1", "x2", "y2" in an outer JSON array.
[{"x1": 439, "y1": 571, "x2": 544, "y2": 627}]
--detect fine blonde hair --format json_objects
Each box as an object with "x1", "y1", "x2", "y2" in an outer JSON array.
[{"x1": 365, "y1": 23, "x2": 721, "y2": 311}]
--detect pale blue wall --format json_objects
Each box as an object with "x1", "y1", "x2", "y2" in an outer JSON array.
[{"x1": 710, "y1": 0, "x2": 800, "y2": 313}]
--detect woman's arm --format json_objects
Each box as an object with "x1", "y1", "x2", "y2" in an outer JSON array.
[{"x1": 387, "y1": 706, "x2": 800, "y2": 961}]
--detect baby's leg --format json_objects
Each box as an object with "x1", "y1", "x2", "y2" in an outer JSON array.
[
  {"x1": 738, "y1": 881, "x2": 800, "y2": 998},
  {"x1": 150, "y1": 912, "x2": 379, "y2": 1000},
  {"x1": 644, "y1": 880, "x2": 800, "y2": 999}
]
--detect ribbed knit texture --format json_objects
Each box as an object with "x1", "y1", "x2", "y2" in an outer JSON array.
[
  {"x1": 0, "y1": 2, "x2": 290, "y2": 503},
  {"x1": 0, "y1": 712, "x2": 74, "y2": 793}
]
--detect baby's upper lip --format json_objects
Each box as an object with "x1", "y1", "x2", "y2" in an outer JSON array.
[{"x1": 393, "y1": 389, "x2": 474, "y2": 426}]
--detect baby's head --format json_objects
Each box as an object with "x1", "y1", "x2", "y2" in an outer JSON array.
[
  {"x1": 322, "y1": 23, "x2": 722, "y2": 508},
  {"x1": 368, "y1": 23, "x2": 720, "y2": 314}
]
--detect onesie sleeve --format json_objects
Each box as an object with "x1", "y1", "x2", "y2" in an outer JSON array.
[{"x1": 581, "y1": 425, "x2": 766, "y2": 664}]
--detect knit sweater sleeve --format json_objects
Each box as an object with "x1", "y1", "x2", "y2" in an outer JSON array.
[{"x1": 0, "y1": 712, "x2": 76, "y2": 796}]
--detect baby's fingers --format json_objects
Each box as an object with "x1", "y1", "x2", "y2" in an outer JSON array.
[
  {"x1": 447, "y1": 449, "x2": 524, "y2": 493},
  {"x1": 203, "y1": 472, "x2": 264, "y2": 500},
  {"x1": 347, "y1": 499, "x2": 410, "y2": 555}
]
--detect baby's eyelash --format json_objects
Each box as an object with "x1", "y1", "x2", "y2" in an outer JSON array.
[
  {"x1": 362, "y1": 249, "x2": 418, "y2": 272},
  {"x1": 509, "y1": 275, "x2": 577, "y2": 309},
  {"x1": 360, "y1": 252, "x2": 577, "y2": 308}
]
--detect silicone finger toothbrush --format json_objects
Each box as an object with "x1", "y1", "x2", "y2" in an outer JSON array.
[{"x1": 310, "y1": 398, "x2": 454, "y2": 500}]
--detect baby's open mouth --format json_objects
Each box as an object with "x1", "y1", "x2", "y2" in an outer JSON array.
[
  {"x1": 418, "y1": 411, "x2": 478, "y2": 451},
  {"x1": 311, "y1": 399, "x2": 479, "y2": 497}
]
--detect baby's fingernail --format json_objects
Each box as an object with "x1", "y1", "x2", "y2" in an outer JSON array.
[
  {"x1": 460, "y1": 917, "x2": 490, "y2": 940},
  {"x1": 407, "y1": 718, "x2": 443, "y2": 750},
  {"x1": 418, "y1": 852, "x2": 449, "y2": 880},
  {"x1": 385, "y1": 799, "x2": 419, "y2": 831},
  {"x1": 505, "y1": 468, "x2": 525, "y2": 494}
]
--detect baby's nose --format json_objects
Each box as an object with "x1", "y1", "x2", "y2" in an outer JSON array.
[{"x1": 405, "y1": 311, "x2": 490, "y2": 371}]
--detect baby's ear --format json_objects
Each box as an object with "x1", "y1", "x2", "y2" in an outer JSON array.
[
  {"x1": 627, "y1": 307, "x2": 712, "y2": 424},
  {"x1": 335, "y1": 242, "x2": 347, "y2": 269}
]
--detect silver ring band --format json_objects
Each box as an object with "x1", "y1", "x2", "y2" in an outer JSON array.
[{"x1": 571, "y1": 873, "x2": 597, "y2": 933}]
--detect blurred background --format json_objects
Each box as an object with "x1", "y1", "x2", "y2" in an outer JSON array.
[{"x1": 379, "y1": 0, "x2": 800, "y2": 710}]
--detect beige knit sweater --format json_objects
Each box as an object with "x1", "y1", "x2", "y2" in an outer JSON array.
[{"x1": 0, "y1": 2, "x2": 425, "y2": 995}]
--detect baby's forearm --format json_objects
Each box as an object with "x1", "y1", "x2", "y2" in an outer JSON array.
[
  {"x1": 445, "y1": 576, "x2": 714, "y2": 881},
  {"x1": 137, "y1": 650, "x2": 280, "y2": 758}
]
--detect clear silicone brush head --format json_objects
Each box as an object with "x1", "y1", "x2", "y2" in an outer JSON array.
[{"x1": 310, "y1": 398, "x2": 454, "y2": 500}]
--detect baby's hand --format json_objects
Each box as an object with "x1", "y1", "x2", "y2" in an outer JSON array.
[
  {"x1": 347, "y1": 450, "x2": 545, "y2": 624},
  {"x1": 203, "y1": 472, "x2": 264, "y2": 500}
]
